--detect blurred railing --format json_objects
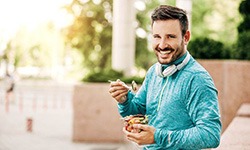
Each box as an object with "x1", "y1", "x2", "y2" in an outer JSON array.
[{"x1": 0, "y1": 80, "x2": 74, "y2": 113}]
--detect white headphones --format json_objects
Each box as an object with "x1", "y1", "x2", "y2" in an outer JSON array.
[{"x1": 155, "y1": 53, "x2": 191, "y2": 77}]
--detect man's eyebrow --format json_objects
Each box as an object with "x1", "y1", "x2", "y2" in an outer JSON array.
[
  {"x1": 153, "y1": 33, "x2": 177, "y2": 37},
  {"x1": 153, "y1": 33, "x2": 161, "y2": 37},
  {"x1": 167, "y1": 33, "x2": 177, "y2": 36}
]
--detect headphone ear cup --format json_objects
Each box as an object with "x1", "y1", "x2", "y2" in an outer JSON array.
[
  {"x1": 162, "y1": 65, "x2": 177, "y2": 77},
  {"x1": 155, "y1": 63, "x2": 177, "y2": 77},
  {"x1": 155, "y1": 63, "x2": 164, "y2": 77}
]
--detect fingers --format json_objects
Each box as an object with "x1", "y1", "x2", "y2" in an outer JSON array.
[
  {"x1": 133, "y1": 124, "x2": 148, "y2": 132},
  {"x1": 110, "y1": 88, "x2": 127, "y2": 97},
  {"x1": 109, "y1": 86, "x2": 128, "y2": 100},
  {"x1": 123, "y1": 127, "x2": 137, "y2": 139},
  {"x1": 123, "y1": 125, "x2": 156, "y2": 145},
  {"x1": 123, "y1": 127, "x2": 142, "y2": 144},
  {"x1": 109, "y1": 85, "x2": 127, "y2": 93},
  {"x1": 109, "y1": 79, "x2": 130, "y2": 89},
  {"x1": 112, "y1": 93, "x2": 127, "y2": 103},
  {"x1": 109, "y1": 80, "x2": 128, "y2": 91},
  {"x1": 109, "y1": 79, "x2": 129, "y2": 103}
]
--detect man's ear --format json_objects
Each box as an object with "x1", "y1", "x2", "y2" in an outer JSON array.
[{"x1": 183, "y1": 30, "x2": 191, "y2": 45}]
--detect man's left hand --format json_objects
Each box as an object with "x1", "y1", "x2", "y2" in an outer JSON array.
[{"x1": 123, "y1": 124, "x2": 156, "y2": 145}]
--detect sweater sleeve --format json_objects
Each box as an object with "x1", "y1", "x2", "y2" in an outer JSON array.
[
  {"x1": 117, "y1": 80, "x2": 148, "y2": 117},
  {"x1": 117, "y1": 67, "x2": 154, "y2": 118},
  {"x1": 154, "y1": 74, "x2": 221, "y2": 149}
]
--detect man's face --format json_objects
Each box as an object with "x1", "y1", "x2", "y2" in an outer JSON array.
[{"x1": 152, "y1": 19, "x2": 190, "y2": 64}]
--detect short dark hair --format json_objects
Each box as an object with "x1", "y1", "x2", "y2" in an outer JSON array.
[{"x1": 151, "y1": 5, "x2": 189, "y2": 36}]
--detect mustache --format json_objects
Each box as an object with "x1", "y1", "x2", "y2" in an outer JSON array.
[{"x1": 155, "y1": 47, "x2": 174, "y2": 51}]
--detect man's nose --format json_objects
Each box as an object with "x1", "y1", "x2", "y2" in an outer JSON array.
[{"x1": 159, "y1": 39, "x2": 169, "y2": 49}]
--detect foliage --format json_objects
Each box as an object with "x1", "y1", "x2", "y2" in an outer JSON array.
[
  {"x1": 2, "y1": 24, "x2": 65, "y2": 70},
  {"x1": 135, "y1": 37, "x2": 155, "y2": 70},
  {"x1": 188, "y1": 37, "x2": 231, "y2": 59},
  {"x1": 192, "y1": 0, "x2": 241, "y2": 45},
  {"x1": 236, "y1": 0, "x2": 250, "y2": 60},
  {"x1": 62, "y1": 0, "x2": 246, "y2": 82},
  {"x1": 235, "y1": 31, "x2": 250, "y2": 60},
  {"x1": 62, "y1": 0, "x2": 113, "y2": 72},
  {"x1": 238, "y1": 0, "x2": 250, "y2": 33},
  {"x1": 191, "y1": 0, "x2": 213, "y2": 40},
  {"x1": 63, "y1": 0, "x2": 177, "y2": 80},
  {"x1": 63, "y1": 0, "x2": 151, "y2": 73}
]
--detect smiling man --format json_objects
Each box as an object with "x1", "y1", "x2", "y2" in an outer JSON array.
[{"x1": 109, "y1": 5, "x2": 221, "y2": 150}]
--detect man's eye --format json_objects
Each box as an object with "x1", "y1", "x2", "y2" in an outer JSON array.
[
  {"x1": 168, "y1": 35, "x2": 176, "y2": 38},
  {"x1": 153, "y1": 35, "x2": 160, "y2": 39}
]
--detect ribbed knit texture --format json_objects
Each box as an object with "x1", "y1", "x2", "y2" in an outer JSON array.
[{"x1": 118, "y1": 53, "x2": 221, "y2": 150}]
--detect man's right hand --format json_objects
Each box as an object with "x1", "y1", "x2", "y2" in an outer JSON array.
[{"x1": 109, "y1": 79, "x2": 129, "y2": 103}]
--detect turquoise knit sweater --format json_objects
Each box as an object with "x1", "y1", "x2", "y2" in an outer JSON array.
[{"x1": 118, "y1": 53, "x2": 221, "y2": 150}]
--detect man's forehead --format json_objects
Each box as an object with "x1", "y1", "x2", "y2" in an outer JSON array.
[
  {"x1": 152, "y1": 19, "x2": 180, "y2": 26},
  {"x1": 152, "y1": 20, "x2": 181, "y2": 33}
]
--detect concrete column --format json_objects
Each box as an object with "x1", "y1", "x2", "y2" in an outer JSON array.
[
  {"x1": 176, "y1": 0, "x2": 192, "y2": 29},
  {"x1": 112, "y1": 0, "x2": 136, "y2": 76}
]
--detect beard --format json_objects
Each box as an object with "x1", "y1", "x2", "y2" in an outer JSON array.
[{"x1": 154, "y1": 41, "x2": 185, "y2": 65}]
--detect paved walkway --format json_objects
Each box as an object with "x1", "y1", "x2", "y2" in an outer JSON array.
[
  {"x1": 0, "y1": 108, "x2": 132, "y2": 150},
  {"x1": 6, "y1": 80, "x2": 249, "y2": 150},
  {"x1": 214, "y1": 103, "x2": 250, "y2": 150},
  {"x1": 0, "y1": 80, "x2": 133, "y2": 150}
]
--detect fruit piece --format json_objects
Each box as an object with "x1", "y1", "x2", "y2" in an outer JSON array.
[{"x1": 123, "y1": 114, "x2": 148, "y2": 132}]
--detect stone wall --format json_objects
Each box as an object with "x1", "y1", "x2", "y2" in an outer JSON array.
[
  {"x1": 72, "y1": 83, "x2": 125, "y2": 143},
  {"x1": 198, "y1": 60, "x2": 250, "y2": 132},
  {"x1": 72, "y1": 60, "x2": 250, "y2": 142}
]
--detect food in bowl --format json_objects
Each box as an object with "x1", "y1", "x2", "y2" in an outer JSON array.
[{"x1": 123, "y1": 114, "x2": 148, "y2": 132}]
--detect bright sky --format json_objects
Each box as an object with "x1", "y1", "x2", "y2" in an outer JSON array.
[{"x1": 0, "y1": 0, "x2": 73, "y2": 44}]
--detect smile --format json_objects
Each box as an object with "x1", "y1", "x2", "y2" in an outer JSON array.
[{"x1": 159, "y1": 50, "x2": 172, "y2": 55}]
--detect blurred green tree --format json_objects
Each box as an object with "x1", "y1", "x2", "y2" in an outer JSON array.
[
  {"x1": 192, "y1": 0, "x2": 241, "y2": 45},
  {"x1": 236, "y1": 31, "x2": 250, "y2": 59},
  {"x1": 188, "y1": 37, "x2": 231, "y2": 59},
  {"x1": 189, "y1": 0, "x2": 241, "y2": 59},
  {"x1": 238, "y1": 0, "x2": 250, "y2": 33},
  {"x1": 235, "y1": 0, "x2": 250, "y2": 60},
  {"x1": 0, "y1": 23, "x2": 66, "y2": 78},
  {"x1": 62, "y1": 0, "x2": 113, "y2": 74},
  {"x1": 62, "y1": 0, "x2": 243, "y2": 78}
]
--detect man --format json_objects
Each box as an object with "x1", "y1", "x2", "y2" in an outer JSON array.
[
  {"x1": 4, "y1": 72, "x2": 15, "y2": 106},
  {"x1": 109, "y1": 5, "x2": 221, "y2": 149}
]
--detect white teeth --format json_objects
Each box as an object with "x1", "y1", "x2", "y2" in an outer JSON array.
[{"x1": 160, "y1": 50, "x2": 171, "y2": 55}]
